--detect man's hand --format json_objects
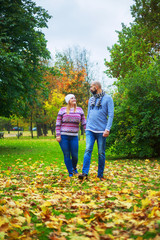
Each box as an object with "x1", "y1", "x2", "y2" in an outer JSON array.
[
  {"x1": 56, "y1": 136, "x2": 61, "y2": 142},
  {"x1": 103, "y1": 130, "x2": 110, "y2": 137}
]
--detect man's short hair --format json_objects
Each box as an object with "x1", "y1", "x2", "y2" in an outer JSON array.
[{"x1": 92, "y1": 81, "x2": 102, "y2": 89}]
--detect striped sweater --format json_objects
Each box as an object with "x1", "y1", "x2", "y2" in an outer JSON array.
[{"x1": 56, "y1": 107, "x2": 86, "y2": 136}]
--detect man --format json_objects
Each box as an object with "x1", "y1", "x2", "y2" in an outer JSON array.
[{"x1": 78, "y1": 81, "x2": 114, "y2": 180}]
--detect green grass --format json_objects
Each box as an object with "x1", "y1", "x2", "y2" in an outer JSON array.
[{"x1": 0, "y1": 137, "x2": 95, "y2": 170}]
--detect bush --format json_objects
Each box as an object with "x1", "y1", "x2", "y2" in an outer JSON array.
[{"x1": 107, "y1": 62, "x2": 160, "y2": 158}]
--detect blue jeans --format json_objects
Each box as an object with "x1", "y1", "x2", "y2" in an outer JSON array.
[
  {"x1": 82, "y1": 130, "x2": 107, "y2": 178},
  {"x1": 59, "y1": 135, "x2": 78, "y2": 175}
]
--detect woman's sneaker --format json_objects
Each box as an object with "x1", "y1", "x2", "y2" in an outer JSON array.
[
  {"x1": 73, "y1": 168, "x2": 78, "y2": 174},
  {"x1": 78, "y1": 173, "x2": 88, "y2": 180}
]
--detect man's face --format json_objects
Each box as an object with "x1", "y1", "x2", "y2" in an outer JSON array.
[{"x1": 90, "y1": 84, "x2": 97, "y2": 94}]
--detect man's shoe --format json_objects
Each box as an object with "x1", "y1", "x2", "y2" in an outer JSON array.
[
  {"x1": 78, "y1": 173, "x2": 88, "y2": 180},
  {"x1": 98, "y1": 176, "x2": 105, "y2": 181}
]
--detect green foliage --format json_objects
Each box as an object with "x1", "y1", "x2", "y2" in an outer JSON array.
[
  {"x1": 105, "y1": 0, "x2": 160, "y2": 79},
  {"x1": 0, "y1": 117, "x2": 10, "y2": 131},
  {"x1": 107, "y1": 62, "x2": 160, "y2": 157},
  {"x1": 131, "y1": 0, "x2": 160, "y2": 29},
  {"x1": 44, "y1": 90, "x2": 65, "y2": 117},
  {"x1": 0, "y1": 0, "x2": 51, "y2": 117},
  {"x1": 105, "y1": 23, "x2": 159, "y2": 79},
  {"x1": 105, "y1": 0, "x2": 160, "y2": 157}
]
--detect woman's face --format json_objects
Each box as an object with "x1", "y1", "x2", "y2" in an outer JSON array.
[{"x1": 69, "y1": 96, "x2": 76, "y2": 105}]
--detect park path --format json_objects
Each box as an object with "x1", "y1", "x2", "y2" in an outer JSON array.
[{"x1": 4, "y1": 133, "x2": 17, "y2": 138}]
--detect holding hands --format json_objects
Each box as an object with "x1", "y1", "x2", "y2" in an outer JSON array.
[
  {"x1": 103, "y1": 130, "x2": 110, "y2": 137},
  {"x1": 56, "y1": 136, "x2": 61, "y2": 142}
]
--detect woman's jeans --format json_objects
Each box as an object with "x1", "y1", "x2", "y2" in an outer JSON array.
[
  {"x1": 82, "y1": 130, "x2": 107, "y2": 178},
  {"x1": 59, "y1": 135, "x2": 78, "y2": 175}
]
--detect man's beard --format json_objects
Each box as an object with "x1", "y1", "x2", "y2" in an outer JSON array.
[{"x1": 91, "y1": 89, "x2": 97, "y2": 94}]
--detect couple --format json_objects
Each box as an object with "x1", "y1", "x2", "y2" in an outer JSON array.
[{"x1": 56, "y1": 81, "x2": 114, "y2": 180}]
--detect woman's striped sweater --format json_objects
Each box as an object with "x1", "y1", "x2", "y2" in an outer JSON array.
[{"x1": 56, "y1": 107, "x2": 86, "y2": 136}]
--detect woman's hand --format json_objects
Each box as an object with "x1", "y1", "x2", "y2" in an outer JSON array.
[{"x1": 56, "y1": 136, "x2": 61, "y2": 142}]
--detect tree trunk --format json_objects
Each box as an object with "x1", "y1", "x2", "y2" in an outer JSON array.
[
  {"x1": 43, "y1": 124, "x2": 48, "y2": 136},
  {"x1": 50, "y1": 124, "x2": 54, "y2": 135},
  {"x1": 37, "y1": 123, "x2": 42, "y2": 138},
  {"x1": 17, "y1": 121, "x2": 19, "y2": 139},
  {"x1": 30, "y1": 112, "x2": 33, "y2": 139}
]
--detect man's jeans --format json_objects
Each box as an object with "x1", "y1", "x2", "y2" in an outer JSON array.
[
  {"x1": 82, "y1": 130, "x2": 107, "y2": 178},
  {"x1": 59, "y1": 135, "x2": 78, "y2": 175}
]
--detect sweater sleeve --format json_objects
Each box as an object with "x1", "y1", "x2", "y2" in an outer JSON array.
[
  {"x1": 56, "y1": 108, "x2": 63, "y2": 136},
  {"x1": 80, "y1": 108, "x2": 86, "y2": 130},
  {"x1": 105, "y1": 96, "x2": 114, "y2": 131}
]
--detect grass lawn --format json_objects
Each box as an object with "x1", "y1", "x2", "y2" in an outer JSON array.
[{"x1": 0, "y1": 137, "x2": 160, "y2": 240}]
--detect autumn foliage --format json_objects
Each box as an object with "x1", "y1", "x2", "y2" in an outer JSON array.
[{"x1": 57, "y1": 67, "x2": 89, "y2": 110}]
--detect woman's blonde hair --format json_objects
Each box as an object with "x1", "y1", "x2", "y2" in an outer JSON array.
[{"x1": 66, "y1": 101, "x2": 77, "y2": 114}]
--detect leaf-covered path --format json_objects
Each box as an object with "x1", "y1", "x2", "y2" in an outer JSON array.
[{"x1": 0, "y1": 157, "x2": 160, "y2": 240}]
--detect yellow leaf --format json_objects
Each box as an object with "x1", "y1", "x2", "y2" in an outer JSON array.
[
  {"x1": 127, "y1": 182, "x2": 134, "y2": 188},
  {"x1": 76, "y1": 218, "x2": 85, "y2": 225},
  {"x1": 87, "y1": 217, "x2": 96, "y2": 224},
  {"x1": 114, "y1": 218, "x2": 124, "y2": 225},
  {"x1": 134, "y1": 205, "x2": 138, "y2": 212},
  {"x1": 0, "y1": 205, "x2": 7, "y2": 214},
  {"x1": 5, "y1": 180, "x2": 11, "y2": 188},
  {"x1": 40, "y1": 201, "x2": 52, "y2": 208},
  {"x1": 141, "y1": 198, "x2": 151, "y2": 209},
  {"x1": 155, "y1": 210, "x2": 160, "y2": 217},
  {"x1": 135, "y1": 194, "x2": 141, "y2": 198},
  {"x1": 15, "y1": 216, "x2": 26, "y2": 224},
  {"x1": 0, "y1": 217, "x2": 9, "y2": 227},
  {"x1": 95, "y1": 226, "x2": 105, "y2": 234},
  {"x1": 11, "y1": 223, "x2": 21, "y2": 228},
  {"x1": 148, "y1": 190, "x2": 157, "y2": 197},
  {"x1": 122, "y1": 188, "x2": 130, "y2": 194},
  {"x1": 132, "y1": 230, "x2": 144, "y2": 235},
  {"x1": 105, "y1": 222, "x2": 115, "y2": 228},
  {"x1": 24, "y1": 211, "x2": 31, "y2": 224},
  {"x1": 36, "y1": 223, "x2": 43, "y2": 227},
  {"x1": 8, "y1": 208, "x2": 23, "y2": 216}
]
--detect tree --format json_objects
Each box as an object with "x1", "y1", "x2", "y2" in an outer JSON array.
[
  {"x1": 0, "y1": 116, "x2": 11, "y2": 131},
  {"x1": 26, "y1": 79, "x2": 50, "y2": 138},
  {"x1": 105, "y1": 0, "x2": 160, "y2": 157},
  {"x1": 57, "y1": 67, "x2": 89, "y2": 113},
  {"x1": 105, "y1": 0, "x2": 160, "y2": 79},
  {"x1": 54, "y1": 46, "x2": 99, "y2": 96},
  {"x1": 131, "y1": 0, "x2": 160, "y2": 30},
  {"x1": 44, "y1": 89, "x2": 65, "y2": 135},
  {"x1": 53, "y1": 46, "x2": 100, "y2": 114},
  {"x1": 54, "y1": 46, "x2": 99, "y2": 82},
  {"x1": 0, "y1": 0, "x2": 51, "y2": 117}
]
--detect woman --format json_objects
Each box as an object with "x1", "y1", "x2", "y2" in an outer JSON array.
[{"x1": 56, "y1": 94, "x2": 86, "y2": 177}]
